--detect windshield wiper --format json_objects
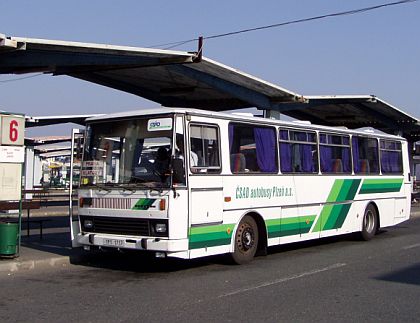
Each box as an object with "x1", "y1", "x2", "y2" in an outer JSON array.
[
  {"x1": 116, "y1": 184, "x2": 136, "y2": 193},
  {"x1": 129, "y1": 176, "x2": 152, "y2": 184},
  {"x1": 128, "y1": 176, "x2": 168, "y2": 193},
  {"x1": 90, "y1": 183, "x2": 112, "y2": 192}
]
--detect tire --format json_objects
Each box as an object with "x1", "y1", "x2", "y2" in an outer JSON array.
[
  {"x1": 359, "y1": 204, "x2": 378, "y2": 241},
  {"x1": 230, "y1": 215, "x2": 259, "y2": 264}
]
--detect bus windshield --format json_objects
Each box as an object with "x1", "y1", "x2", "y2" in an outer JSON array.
[{"x1": 80, "y1": 116, "x2": 177, "y2": 187}]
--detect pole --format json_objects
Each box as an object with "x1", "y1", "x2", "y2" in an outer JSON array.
[
  {"x1": 69, "y1": 129, "x2": 80, "y2": 219},
  {"x1": 69, "y1": 129, "x2": 83, "y2": 248},
  {"x1": 18, "y1": 163, "x2": 23, "y2": 256},
  {"x1": 193, "y1": 36, "x2": 203, "y2": 63}
]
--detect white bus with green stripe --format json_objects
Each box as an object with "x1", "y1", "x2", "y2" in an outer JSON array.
[{"x1": 73, "y1": 108, "x2": 411, "y2": 264}]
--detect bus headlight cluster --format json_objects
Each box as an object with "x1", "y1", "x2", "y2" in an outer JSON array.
[
  {"x1": 150, "y1": 220, "x2": 168, "y2": 236},
  {"x1": 155, "y1": 223, "x2": 167, "y2": 233},
  {"x1": 84, "y1": 219, "x2": 94, "y2": 229}
]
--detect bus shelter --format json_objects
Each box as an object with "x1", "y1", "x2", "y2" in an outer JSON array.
[{"x1": 1, "y1": 32, "x2": 419, "y2": 171}]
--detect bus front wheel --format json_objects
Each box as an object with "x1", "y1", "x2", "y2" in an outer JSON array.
[
  {"x1": 359, "y1": 204, "x2": 378, "y2": 241},
  {"x1": 230, "y1": 215, "x2": 259, "y2": 264}
]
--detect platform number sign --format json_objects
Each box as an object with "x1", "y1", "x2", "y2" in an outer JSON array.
[{"x1": 0, "y1": 115, "x2": 24, "y2": 146}]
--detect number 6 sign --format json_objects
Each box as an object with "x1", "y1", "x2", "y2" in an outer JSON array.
[{"x1": 0, "y1": 115, "x2": 25, "y2": 146}]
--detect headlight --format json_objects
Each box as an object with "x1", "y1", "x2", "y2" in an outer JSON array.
[
  {"x1": 84, "y1": 219, "x2": 94, "y2": 229},
  {"x1": 155, "y1": 223, "x2": 167, "y2": 233}
]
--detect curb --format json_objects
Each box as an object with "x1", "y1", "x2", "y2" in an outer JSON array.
[{"x1": 0, "y1": 255, "x2": 71, "y2": 274}]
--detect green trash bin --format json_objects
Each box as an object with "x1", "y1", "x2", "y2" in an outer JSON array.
[{"x1": 0, "y1": 221, "x2": 19, "y2": 256}]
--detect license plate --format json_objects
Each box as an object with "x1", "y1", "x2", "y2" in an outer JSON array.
[{"x1": 103, "y1": 238, "x2": 124, "y2": 247}]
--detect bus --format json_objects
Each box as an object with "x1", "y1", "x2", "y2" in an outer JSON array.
[{"x1": 72, "y1": 108, "x2": 411, "y2": 264}]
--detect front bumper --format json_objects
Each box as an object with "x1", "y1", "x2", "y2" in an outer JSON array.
[{"x1": 76, "y1": 233, "x2": 189, "y2": 252}]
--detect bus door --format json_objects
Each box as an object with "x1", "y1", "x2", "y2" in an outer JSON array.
[
  {"x1": 70, "y1": 128, "x2": 84, "y2": 247},
  {"x1": 187, "y1": 120, "x2": 223, "y2": 226}
]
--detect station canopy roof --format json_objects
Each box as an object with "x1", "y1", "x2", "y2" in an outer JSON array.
[
  {"x1": 0, "y1": 33, "x2": 304, "y2": 111},
  {"x1": 277, "y1": 95, "x2": 420, "y2": 141},
  {"x1": 24, "y1": 114, "x2": 103, "y2": 128},
  {"x1": 1, "y1": 33, "x2": 419, "y2": 141}
]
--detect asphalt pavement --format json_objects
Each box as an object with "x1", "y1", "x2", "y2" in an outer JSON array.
[
  {"x1": 1, "y1": 203, "x2": 420, "y2": 322},
  {"x1": 1, "y1": 204, "x2": 420, "y2": 274}
]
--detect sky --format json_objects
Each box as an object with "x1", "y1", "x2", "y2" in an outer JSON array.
[{"x1": 1, "y1": 0, "x2": 419, "y2": 136}]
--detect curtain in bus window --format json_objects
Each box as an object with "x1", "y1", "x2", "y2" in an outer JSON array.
[
  {"x1": 228, "y1": 124, "x2": 234, "y2": 153},
  {"x1": 301, "y1": 143, "x2": 315, "y2": 172},
  {"x1": 296, "y1": 132, "x2": 315, "y2": 172},
  {"x1": 352, "y1": 137, "x2": 360, "y2": 173},
  {"x1": 280, "y1": 142, "x2": 292, "y2": 172},
  {"x1": 279, "y1": 130, "x2": 292, "y2": 172},
  {"x1": 254, "y1": 127, "x2": 277, "y2": 172},
  {"x1": 367, "y1": 139, "x2": 379, "y2": 173},
  {"x1": 320, "y1": 146, "x2": 333, "y2": 172},
  {"x1": 342, "y1": 147, "x2": 351, "y2": 173},
  {"x1": 381, "y1": 150, "x2": 402, "y2": 174}
]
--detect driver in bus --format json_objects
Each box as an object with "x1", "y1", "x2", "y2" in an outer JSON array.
[
  {"x1": 154, "y1": 146, "x2": 170, "y2": 182},
  {"x1": 176, "y1": 135, "x2": 198, "y2": 167}
]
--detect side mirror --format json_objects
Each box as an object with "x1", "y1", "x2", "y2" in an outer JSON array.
[{"x1": 171, "y1": 156, "x2": 185, "y2": 184}]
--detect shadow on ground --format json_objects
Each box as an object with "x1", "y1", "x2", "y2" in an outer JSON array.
[
  {"x1": 375, "y1": 262, "x2": 420, "y2": 286},
  {"x1": 69, "y1": 249, "x2": 229, "y2": 273},
  {"x1": 20, "y1": 232, "x2": 73, "y2": 257},
  {"x1": 17, "y1": 213, "x2": 419, "y2": 274}
]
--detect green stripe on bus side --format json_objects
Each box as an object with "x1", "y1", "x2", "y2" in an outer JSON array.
[
  {"x1": 189, "y1": 224, "x2": 233, "y2": 249},
  {"x1": 266, "y1": 218, "x2": 281, "y2": 238},
  {"x1": 323, "y1": 205, "x2": 340, "y2": 230},
  {"x1": 189, "y1": 238, "x2": 232, "y2": 249},
  {"x1": 323, "y1": 203, "x2": 351, "y2": 231},
  {"x1": 336, "y1": 179, "x2": 352, "y2": 202},
  {"x1": 266, "y1": 216, "x2": 316, "y2": 238},
  {"x1": 132, "y1": 198, "x2": 156, "y2": 210},
  {"x1": 312, "y1": 179, "x2": 361, "y2": 232},
  {"x1": 359, "y1": 178, "x2": 403, "y2": 194},
  {"x1": 190, "y1": 224, "x2": 233, "y2": 235},
  {"x1": 326, "y1": 179, "x2": 345, "y2": 202},
  {"x1": 300, "y1": 216, "x2": 316, "y2": 233},
  {"x1": 189, "y1": 231, "x2": 231, "y2": 243},
  {"x1": 345, "y1": 179, "x2": 362, "y2": 200},
  {"x1": 315, "y1": 204, "x2": 334, "y2": 232},
  {"x1": 277, "y1": 228, "x2": 301, "y2": 237},
  {"x1": 333, "y1": 203, "x2": 352, "y2": 229}
]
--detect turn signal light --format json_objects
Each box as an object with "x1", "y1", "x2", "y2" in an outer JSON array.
[
  {"x1": 159, "y1": 199, "x2": 166, "y2": 210},
  {"x1": 79, "y1": 197, "x2": 93, "y2": 207}
]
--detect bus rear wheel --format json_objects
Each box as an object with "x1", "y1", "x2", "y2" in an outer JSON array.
[
  {"x1": 230, "y1": 215, "x2": 259, "y2": 264},
  {"x1": 359, "y1": 204, "x2": 378, "y2": 241}
]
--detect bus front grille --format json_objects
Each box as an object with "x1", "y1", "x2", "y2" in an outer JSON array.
[{"x1": 79, "y1": 216, "x2": 168, "y2": 237}]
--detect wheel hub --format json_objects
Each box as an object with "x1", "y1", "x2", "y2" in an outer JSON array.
[
  {"x1": 365, "y1": 210, "x2": 375, "y2": 233},
  {"x1": 239, "y1": 226, "x2": 254, "y2": 252}
]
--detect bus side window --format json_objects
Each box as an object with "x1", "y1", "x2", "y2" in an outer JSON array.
[
  {"x1": 229, "y1": 123, "x2": 277, "y2": 174},
  {"x1": 319, "y1": 133, "x2": 351, "y2": 174},
  {"x1": 189, "y1": 124, "x2": 221, "y2": 173},
  {"x1": 279, "y1": 129, "x2": 318, "y2": 174},
  {"x1": 380, "y1": 140, "x2": 403, "y2": 174},
  {"x1": 352, "y1": 136, "x2": 379, "y2": 174}
]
